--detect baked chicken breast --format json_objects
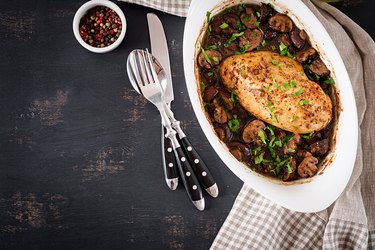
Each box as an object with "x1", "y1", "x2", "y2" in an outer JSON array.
[{"x1": 219, "y1": 51, "x2": 332, "y2": 134}]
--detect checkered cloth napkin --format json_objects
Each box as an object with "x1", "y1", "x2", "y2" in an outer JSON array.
[{"x1": 120, "y1": 0, "x2": 375, "y2": 248}]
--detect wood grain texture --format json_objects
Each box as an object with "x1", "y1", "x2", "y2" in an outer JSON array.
[{"x1": 0, "y1": 0, "x2": 373, "y2": 249}]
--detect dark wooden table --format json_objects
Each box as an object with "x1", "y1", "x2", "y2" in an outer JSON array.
[{"x1": 0, "y1": 1, "x2": 374, "y2": 249}]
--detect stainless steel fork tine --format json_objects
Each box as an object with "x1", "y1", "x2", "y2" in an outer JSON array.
[
  {"x1": 140, "y1": 50, "x2": 154, "y2": 85},
  {"x1": 129, "y1": 52, "x2": 144, "y2": 90},
  {"x1": 145, "y1": 49, "x2": 159, "y2": 85}
]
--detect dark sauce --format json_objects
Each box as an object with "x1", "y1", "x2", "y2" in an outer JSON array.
[{"x1": 197, "y1": 3, "x2": 336, "y2": 181}]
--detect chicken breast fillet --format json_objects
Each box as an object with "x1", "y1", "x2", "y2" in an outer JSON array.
[{"x1": 219, "y1": 51, "x2": 332, "y2": 134}]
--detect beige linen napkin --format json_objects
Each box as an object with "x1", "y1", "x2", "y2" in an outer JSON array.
[{"x1": 120, "y1": 0, "x2": 375, "y2": 248}]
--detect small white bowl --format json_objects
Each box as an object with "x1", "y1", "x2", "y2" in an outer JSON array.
[{"x1": 73, "y1": 0, "x2": 127, "y2": 53}]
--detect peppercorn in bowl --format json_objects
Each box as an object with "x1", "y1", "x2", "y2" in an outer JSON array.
[{"x1": 73, "y1": 0, "x2": 126, "y2": 53}]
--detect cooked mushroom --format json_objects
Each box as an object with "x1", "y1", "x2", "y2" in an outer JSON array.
[
  {"x1": 309, "y1": 58, "x2": 330, "y2": 78},
  {"x1": 310, "y1": 138, "x2": 329, "y2": 156},
  {"x1": 214, "y1": 125, "x2": 232, "y2": 142},
  {"x1": 238, "y1": 29, "x2": 263, "y2": 52},
  {"x1": 268, "y1": 13, "x2": 293, "y2": 33},
  {"x1": 264, "y1": 29, "x2": 277, "y2": 41},
  {"x1": 284, "y1": 133, "x2": 301, "y2": 155},
  {"x1": 211, "y1": 16, "x2": 224, "y2": 35},
  {"x1": 296, "y1": 47, "x2": 317, "y2": 63},
  {"x1": 297, "y1": 156, "x2": 318, "y2": 178},
  {"x1": 223, "y1": 42, "x2": 239, "y2": 57},
  {"x1": 218, "y1": 90, "x2": 234, "y2": 110},
  {"x1": 297, "y1": 149, "x2": 312, "y2": 158},
  {"x1": 198, "y1": 49, "x2": 222, "y2": 69},
  {"x1": 290, "y1": 28, "x2": 307, "y2": 50},
  {"x1": 304, "y1": 131, "x2": 322, "y2": 145},
  {"x1": 277, "y1": 34, "x2": 291, "y2": 46},
  {"x1": 212, "y1": 98, "x2": 228, "y2": 124},
  {"x1": 222, "y1": 14, "x2": 241, "y2": 35},
  {"x1": 240, "y1": 7, "x2": 257, "y2": 29},
  {"x1": 282, "y1": 156, "x2": 297, "y2": 181},
  {"x1": 242, "y1": 119, "x2": 266, "y2": 143},
  {"x1": 230, "y1": 148, "x2": 244, "y2": 161},
  {"x1": 259, "y1": 3, "x2": 274, "y2": 22},
  {"x1": 203, "y1": 86, "x2": 219, "y2": 102},
  {"x1": 201, "y1": 70, "x2": 218, "y2": 85}
]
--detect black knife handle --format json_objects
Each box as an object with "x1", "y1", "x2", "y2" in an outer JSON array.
[
  {"x1": 173, "y1": 146, "x2": 203, "y2": 203},
  {"x1": 180, "y1": 137, "x2": 216, "y2": 190},
  {"x1": 163, "y1": 127, "x2": 178, "y2": 180}
]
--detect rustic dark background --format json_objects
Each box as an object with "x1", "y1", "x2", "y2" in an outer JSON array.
[{"x1": 0, "y1": 1, "x2": 374, "y2": 249}]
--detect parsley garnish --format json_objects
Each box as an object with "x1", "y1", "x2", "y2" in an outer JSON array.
[
  {"x1": 255, "y1": 153, "x2": 264, "y2": 164},
  {"x1": 206, "y1": 45, "x2": 218, "y2": 50},
  {"x1": 301, "y1": 132, "x2": 314, "y2": 139},
  {"x1": 298, "y1": 99, "x2": 309, "y2": 106},
  {"x1": 258, "y1": 130, "x2": 267, "y2": 144},
  {"x1": 290, "y1": 115, "x2": 298, "y2": 122},
  {"x1": 226, "y1": 32, "x2": 244, "y2": 46},
  {"x1": 207, "y1": 71, "x2": 213, "y2": 77},
  {"x1": 292, "y1": 89, "x2": 304, "y2": 97},
  {"x1": 235, "y1": 44, "x2": 250, "y2": 55},
  {"x1": 228, "y1": 115, "x2": 240, "y2": 133},
  {"x1": 243, "y1": 15, "x2": 250, "y2": 22},
  {"x1": 219, "y1": 23, "x2": 229, "y2": 29},
  {"x1": 261, "y1": 40, "x2": 266, "y2": 47},
  {"x1": 324, "y1": 76, "x2": 335, "y2": 84},
  {"x1": 271, "y1": 60, "x2": 280, "y2": 66},
  {"x1": 212, "y1": 56, "x2": 219, "y2": 63},
  {"x1": 290, "y1": 79, "x2": 297, "y2": 87},
  {"x1": 229, "y1": 90, "x2": 238, "y2": 104},
  {"x1": 239, "y1": 68, "x2": 246, "y2": 75},
  {"x1": 201, "y1": 47, "x2": 211, "y2": 65},
  {"x1": 279, "y1": 43, "x2": 288, "y2": 56},
  {"x1": 264, "y1": 84, "x2": 269, "y2": 92},
  {"x1": 256, "y1": 11, "x2": 261, "y2": 17},
  {"x1": 287, "y1": 148, "x2": 296, "y2": 153}
]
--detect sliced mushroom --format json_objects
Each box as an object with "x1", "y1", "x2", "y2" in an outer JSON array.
[
  {"x1": 242, "y1": 119, "x2": 266, "y2": 144},
  {"x1": 304, "y1": 131, "x2": 322, "y2": 145},
  {"x1": 284, "y1": 133, "x2": 301, "y2": 155},
  {"x1": 240, "y1": 7, "x2": 258, "y2": 29},
  {"x1": 297, "y1": 156, "x2": 319, "y2": 178},
  {"x1": 201, "y1": 70, "x2": 218, "y2": 85},
  {"x1": 282, "y1": 156, "x2": 297, "y2": 181},
  {"x1": 268, "y1": 13, "x2": 293, "y2": 33},
  {"x1": 211, "y1": 16, "x2": 224, "y2": 35},
  {"x1": 218, "y1": 90, "x2": 234, "y2": 110},
  {"x1": 230, "y1": 148, "x2": 244, "y2": 161},
  {"x1": 310, "y1": 138, "x2": 329, "y2": 156},
  {"x1": 296, "y1": 47, "x2": 317, "y2": 63},
  {"x1": 309, "y1": 58, "x2": 330, "y2": 78},
  {"x1": 214, "y1": 124, "x2": 232, "y2": 142},
  {"x1": 228, "y1": 141, "x2": 251, "y2": 160},
  {"x1": 277, "y1": 34, "x2": 291, "y2": 46},
  {"x1": 290, "y1": 28, "x2": 307, "y2": 50},
  {"x1": 259, "y1": 3, "x2": 274, "y2": 22},
  {"x1": 223, "y1": 42, "x2": 239, "y2": 57},
  {"x1": 198, "y1": 49, "x2": 222, "y2": 70},
  {"x1": 297, "y1": 149, "x2": 312, "y2": 158},
  {"x1": 238, "y1": 29, "x2": 263, "y2": 52},
  {"x1": 203, "y1": 86, "x2": 219, "y2": 102},
  {"x1": 212, "y1": 98, "x2": 228, "y2": 124},
  {"x1": 264, "y1": 29, "x2": 277, "y2": 41}
]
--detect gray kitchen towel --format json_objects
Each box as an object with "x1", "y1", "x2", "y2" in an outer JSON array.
[{"x1": 120, "y1": 0, "x2": 375, "y2": 248}]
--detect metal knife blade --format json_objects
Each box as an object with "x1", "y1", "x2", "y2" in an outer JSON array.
[{"x1": 147, "y1": 13, "x2": 174, "y2": 104}]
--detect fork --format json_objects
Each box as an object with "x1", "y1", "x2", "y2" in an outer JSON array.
[{"x1": 127, "y1": 49, "x2": 205, "y2": 211}]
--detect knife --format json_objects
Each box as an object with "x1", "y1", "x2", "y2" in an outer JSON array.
[
  {"x1": 147, "y1": 13, "x2": 218, "y2": 198},
  {"x1": 147, "y1": 13, "x2": 179, "y2": 191}
]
